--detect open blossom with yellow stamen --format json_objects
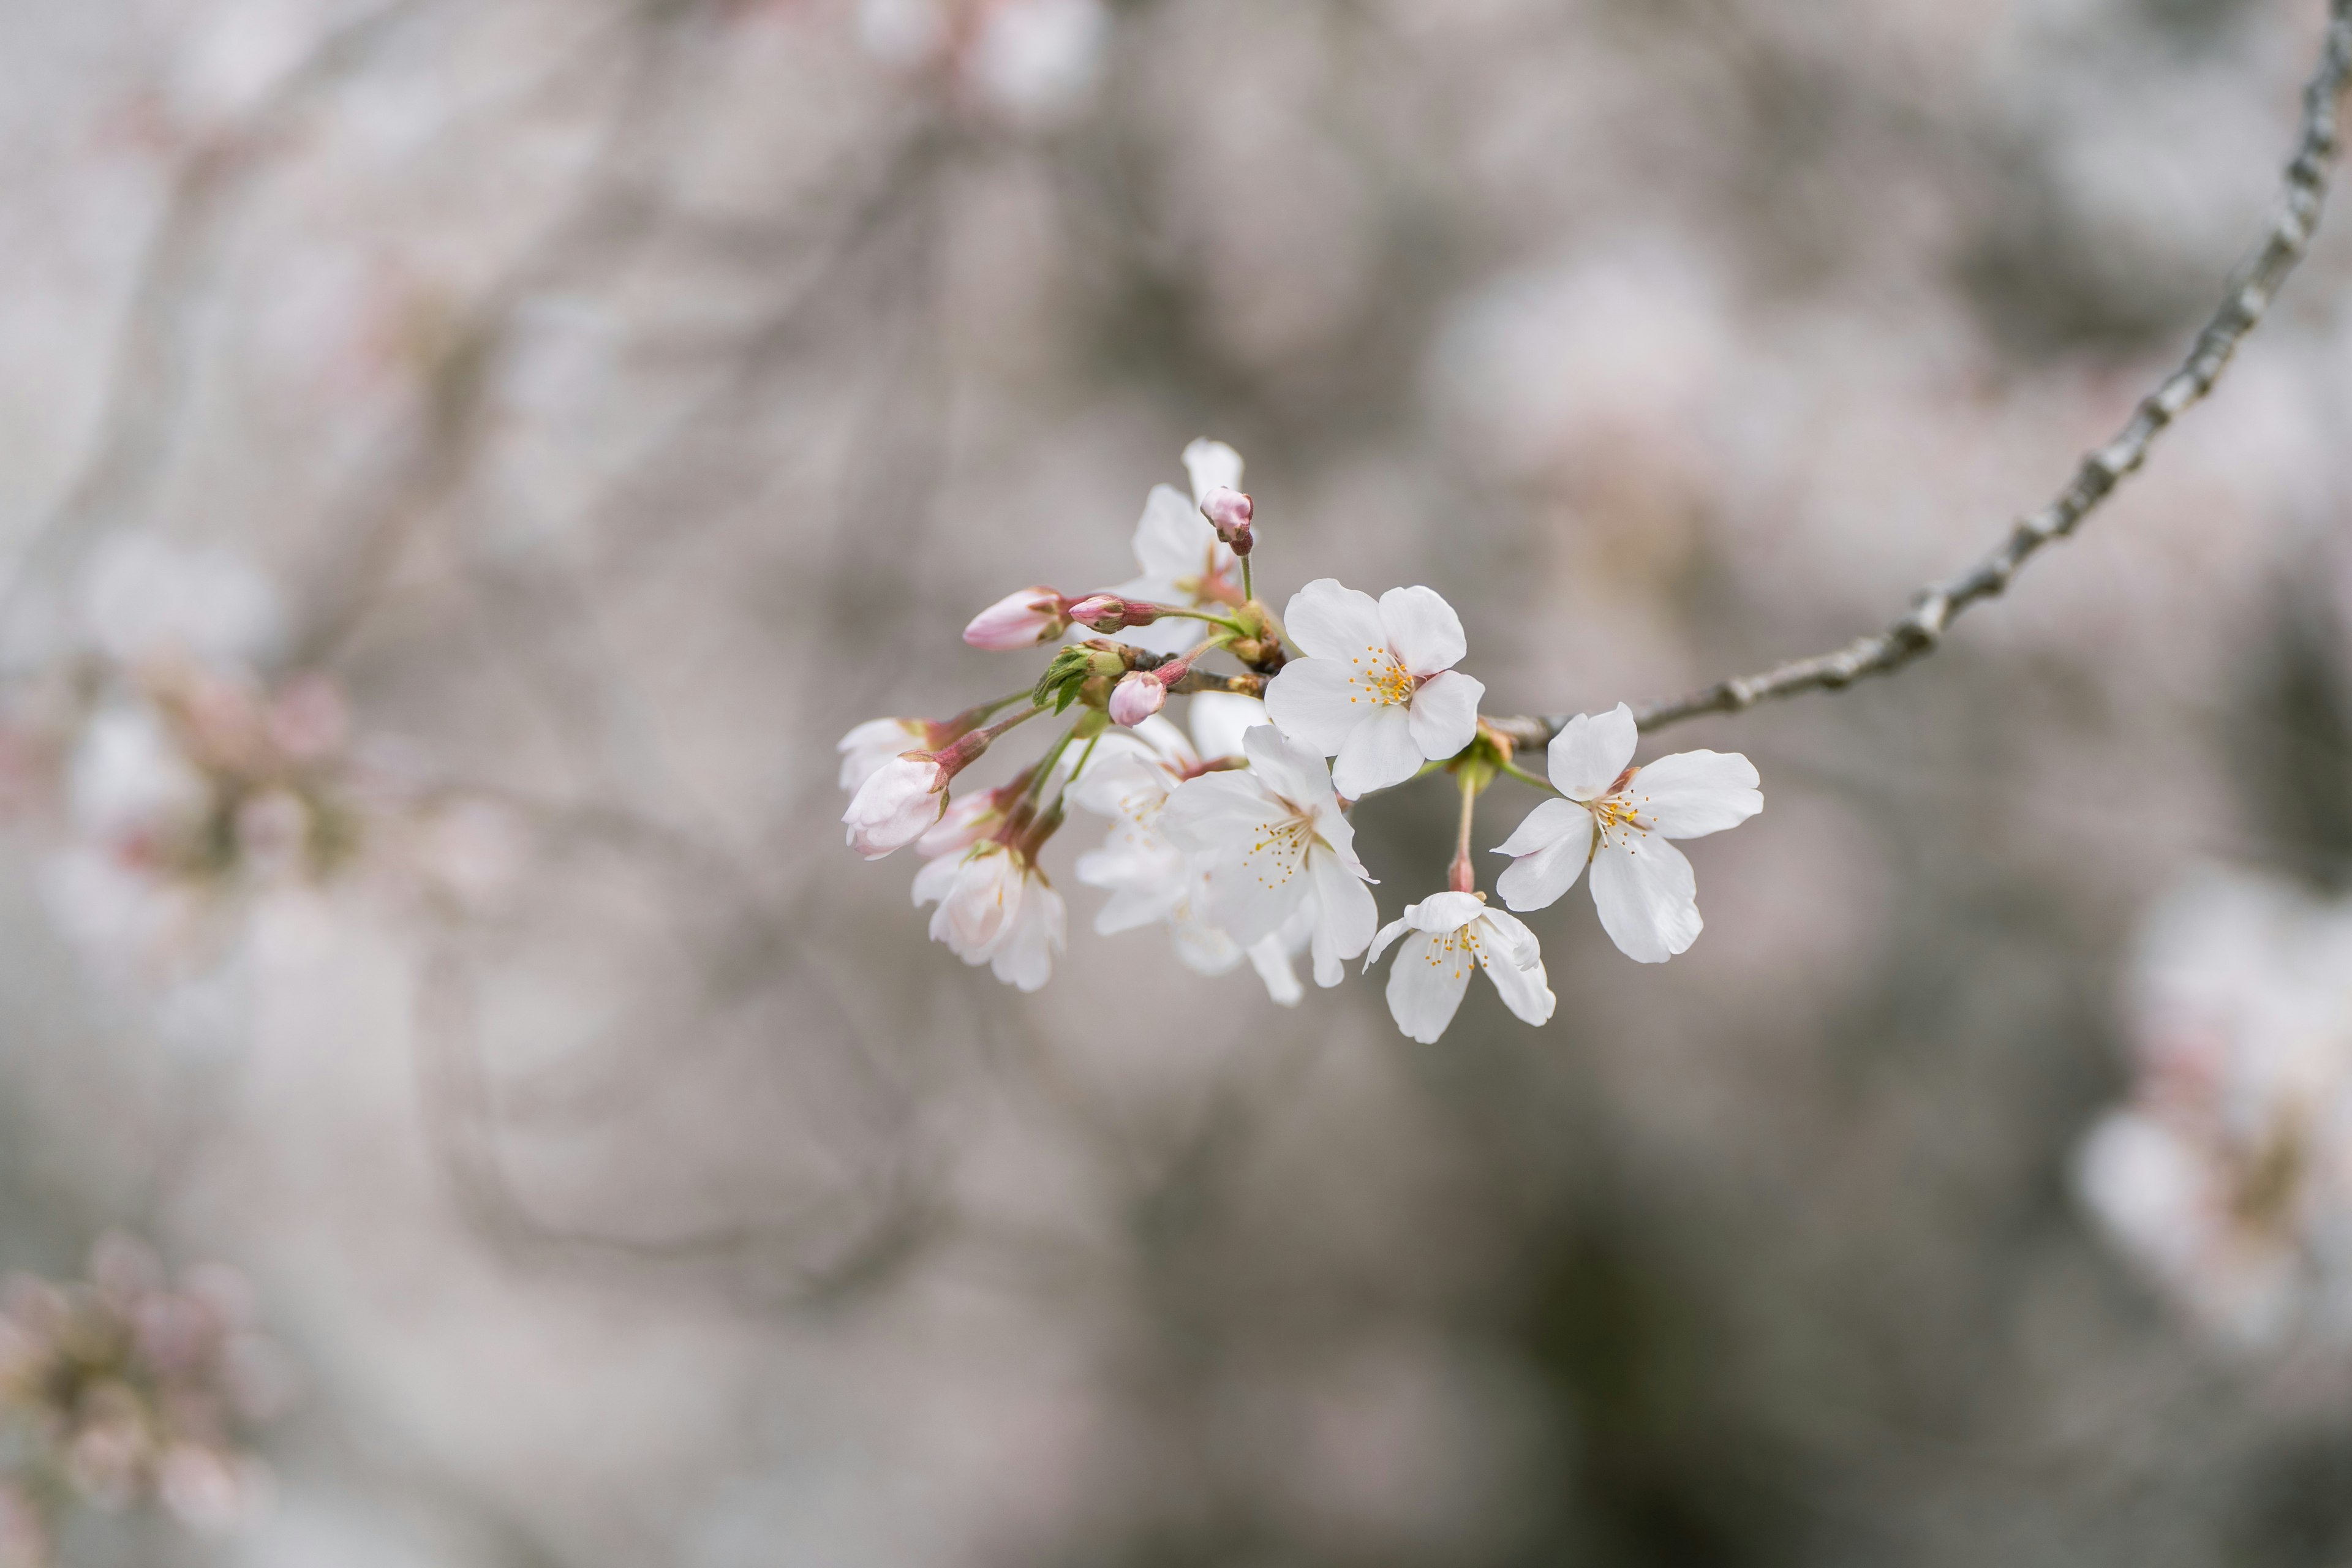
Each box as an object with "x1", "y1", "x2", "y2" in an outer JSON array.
[
  {"x1": 1366, "y1": 891, "x2": 1554, "y2": 1044},
  {"x1": 1161, "y1": 725, "x2": 1376, "y2": 989},
  {"x1": 1491, "y1": 702, "x2": 1760, "y2": 963},
  {"x1": 1261, "y1": 579, "x2": 1485, "y2": 798}
]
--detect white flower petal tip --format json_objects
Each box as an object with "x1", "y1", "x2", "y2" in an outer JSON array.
[
  {"x1": 1110, "y1": 444, "x2": 1246, "y2": 657},
  {"x1": 1503, "y1": 718, "x2": 1763, "y2": 959},
  {"x1": 1368, "y1": 893, "x2": 1554, "y2": 1043},
  {"x1": 1264, "y1": 581, "x2": 1482, "y2": 797}
]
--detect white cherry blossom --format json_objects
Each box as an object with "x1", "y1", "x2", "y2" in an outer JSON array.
[
  {"x1": 1491, "y1": 703, "x2": 1760, "y2": 963},
  {"x1": 911, "y1": 840, "x2": 1066, "y2": 992},
  {"x1": 1161, "y1": 723, "x2": 1377, "y2": 988},
  {"x1": 1261, "y1": 580, "x2": 1485, "y2": 798},
  {"x1": 1366, "y1": 892, "x2": 1555, "y2": 1044},
  {"x1": 1109, "y1": 440, "x2": 1248, "y2": 657},
  {"x1": 1072, "y1": 697, "x2": 1302, "y2": 1003}
]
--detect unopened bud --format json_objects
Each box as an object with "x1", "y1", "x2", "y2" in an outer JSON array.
[
  {"x1": 1108, "y1": 672, "x2": 1168, "y2": 727},
  {"x1": 963, "y1": 587, "x2": 1070, "y2": 651},
  {"x1": 1066, "y1": 594, "x2": 1162, "y2": 633},
  {"x1": 1200, "y1": 486, "x2": 1254, "y2": 552}
]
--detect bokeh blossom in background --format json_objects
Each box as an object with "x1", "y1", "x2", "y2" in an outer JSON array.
[{"x1": 0, "y1": 1238, "x2": 283, "y2": 1566}]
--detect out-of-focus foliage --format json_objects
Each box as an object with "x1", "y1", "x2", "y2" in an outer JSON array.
[{"x1": 1, "y1": 0, "x2": 2351, "y2": 1564}]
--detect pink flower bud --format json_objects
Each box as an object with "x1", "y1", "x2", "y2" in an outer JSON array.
[
  {"x1": 1200, "y1": 486, "x2": 1253, "y2": 548},
  {"x1": 1066, "y1": 595, "x2": 1133, "y2": 632},
  {"x1": 963, "y1": 587, "x2": 1069, "y2": 650},
  {"x1": 842, "y1": 753, "x2": 949, "y2": 858},
  {"x1": 1108, "y1": 672, "x2": 1167, "y2": 727}
]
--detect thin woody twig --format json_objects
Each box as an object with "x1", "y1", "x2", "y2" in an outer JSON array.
[{"x1": 1488, "y1": 0, "x2": 2352, "y2": 750}]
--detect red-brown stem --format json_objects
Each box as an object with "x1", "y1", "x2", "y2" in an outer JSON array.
[{"x1": 1448, "y1": 772, "x2": 1478, "y2": 895}]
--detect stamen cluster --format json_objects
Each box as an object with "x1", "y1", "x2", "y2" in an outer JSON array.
[{"x1": 838, "y1": 440, "x2": 1766, "y2": 1041}]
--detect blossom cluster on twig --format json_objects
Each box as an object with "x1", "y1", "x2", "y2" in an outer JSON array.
[
  {"x1": 0, "y1": 1237, "x2": 286, "y2": 1566},
  {"x1": 840, "y1": 441, "x2": 1763, "y2": 1042},
  {"x1": 0, "y1": 537, "x2": 522, "y2": 982}
]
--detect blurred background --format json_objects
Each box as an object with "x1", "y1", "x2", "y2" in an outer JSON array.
[{"x1": 2, "y1": 0, "x2": 2352, "y2": 1562}]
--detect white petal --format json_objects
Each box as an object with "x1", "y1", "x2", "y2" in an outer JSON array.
[
  {"x1": 1248, "y1": 933, "x2": 1304, "y2": 1006},
  {"x1": 1491, "y1": 797, "x2": 1587, "y2": 859},
  {"x1": 1308, "y1": 846, "x2": 1378, "y2": 975},
  {"x1": 910, "y1": 852, "x2": 962, "y2": 908},
  {"x1": 1242, "y1": 725, "x2": 1340, "y2": 821},
  {"x1": 1160, "y1": 771, "x2": 1275, "y2": 850},
  {"x1": 1132, "y1": 483, "x2": 1215, "y2": 581},
  {"x1": 1546, "y1": 704, "x2": 1638, "y2": 800},
  {"x1": 1384, "y1": 930, "x2": 1474, "y2": 1044},
  {"x1": 1366, "y1": 914, "x2": 1414, "y2": 965},
  {"x1": 1403, "y1": 891, "x2": 1487, "y2": 933},
  {"x1": 1282, "y1": 579, "x2": 1386, "y2": 663},
  {"x1": 1406, "y1": 670, "x2": 1483, "y2": 763},
  {"x1": 1588, "y1": 835, "x2": 1701, "y2": 963},
  {"x1": 1186, "y1": 692, "x2": 1267, "y2": 764},
  {"x1": 1473, "y1": 914, "x2": 1555, "y2": 1027},
  {"x1": 1626, "y1": 750, "x2": 1762, "y2": 840},
  {"x1": 1182, "y1": 439, "x2": 1245, "y2": 505},
  {"x1": 1494, "y1": 800, "x2": 1593, "y2": 914},
  {"x1": 1332, "y1": 703, "x2": 1423, "y2": 797},
  {"x1": 991, "y1": 880, "x2": 1065, "y2": 992},
  {"x1": 1262, "y1": 658, "x2": 1365, "y2": 756},
  {"x1": 1168, "y1": 905, "x2": 1245, "y2": 975},
  {"x1": 1377, "y1": 586, "x2": 1466, "y2": 676}
]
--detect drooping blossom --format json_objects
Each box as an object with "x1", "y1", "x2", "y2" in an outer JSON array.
[
  {"x1": 1072, "y1": 696, "x2": 1303, "y2": 1003},
  {"x1": 2075, "y1": 869, "x2": 2352, "y2": 1346},
  {"x1": 842, "y1": 718, "x2": 1011, "y2": 859},
  {"x1": 1491, "y1": 703, "x2": 1760, "y2": 963},
  {"x1": 1162, "y1": 724, "x2": 1378, "y2": 987},
  {"x1": 1109, "y1": 440, "x2": 1249, "y2": 657},
  {"x1": 1365, "y1": 892, "x2": 1555, "y2": 1044},
  {"x1": 844, "y1": 753, "x2": 954, "y2": 858},
  {"x1": 1261, "y1": 579, "x2": 1485, "y2": 798},
  {"x1": 911, "y1": 839, "x2": 1066, "y2": 991},
  {"x1": 963, "y1": 587, "x2": 1070, "y2": 650}
]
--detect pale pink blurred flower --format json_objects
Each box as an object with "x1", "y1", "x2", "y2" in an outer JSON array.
[
  {"x1": 911, "y1": 840, "x2": 1065, "y2": 991},
  {"x1": 2076, "y1": 869, "x2": 2352, "y2": 1347}
]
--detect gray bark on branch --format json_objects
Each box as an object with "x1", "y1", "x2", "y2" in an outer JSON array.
[{"x1": 1487, "y1": 0, "x2": 2352, "y2": 751}]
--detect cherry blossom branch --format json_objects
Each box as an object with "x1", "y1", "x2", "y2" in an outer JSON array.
[{"x1": 1487, "y1": 0, "x2": 2352, "y2": 749}]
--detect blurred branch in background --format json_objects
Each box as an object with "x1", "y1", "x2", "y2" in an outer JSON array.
[{"x1": 1493, "y1": 0, "x2": 2352, "y2": 747}]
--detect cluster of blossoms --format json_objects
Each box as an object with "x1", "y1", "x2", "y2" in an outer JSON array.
[
  {"x1": 0, "y1": 1238, "x2": 285, "y2": 1565},
  {"x1": 840, "y1": 441, "x2": 1763, "y2": 1042},
  {"x1": 1, "y1": 537, "x2": 523, "y2": 979},
  {"x1": 2076, "y1": 869, "x2": 2352, "y2": 1348}
]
